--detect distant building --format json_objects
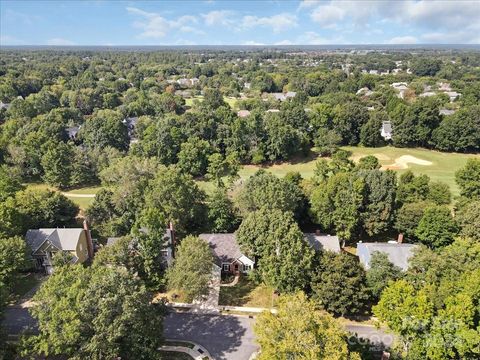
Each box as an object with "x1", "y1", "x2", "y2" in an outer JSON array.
[
  {"x1": 66, "y1": 126, "x2": 80, "y2": 140},
  {"x1": 270, "y1": 91, "x2": 296, "y2": 102},
  {"x1": 381, "y1": 121, "x2": 393, "y2": 140},
  {"x1": 390, "y1": 82, "x2": 408, "y2": 99},
  {"x1": 266, "y1": 109, "x2": 280, "y2": 113},
  {"x1": 439, "y1": 109, "x2": 456, "y2": 116},
  {"x1": 26, "y1": 222, "x2": 94, "y2": 274},
  {"x1": 444, "y1": 91, "x2": 461, "y2": 102},
  {"x1": 356, "y1": 87, "x2": 374, "y2": 97},
  {"x1": 237, "y1": 109, "x2": 251, "y2": 118},
  {"x1": 357, "y1": 242, "x2": 419, "y2": 271}
]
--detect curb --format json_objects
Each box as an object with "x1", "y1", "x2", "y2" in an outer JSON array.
[{"x1": 162, "y1": 339, "x2": 212, "y2": 359}]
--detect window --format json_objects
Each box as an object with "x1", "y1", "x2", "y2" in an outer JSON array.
[
  {"x1": 222, "y1": 263, "x2": 230, "y2": 272},
  {"x1": 243, "y1": 264, "x2": 252, "y2": 272}
]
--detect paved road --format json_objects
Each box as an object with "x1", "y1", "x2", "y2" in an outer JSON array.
[
  {"x1": 2, "y1": 306, "x2": 37, "y2": 336},
  {"x1": 345, "y1": 324, "x2": 395, "y2": 349},
  {"x1": 164, "y1": 312, "x2": 258, "y2": 360}
]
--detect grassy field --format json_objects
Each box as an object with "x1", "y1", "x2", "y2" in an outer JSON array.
[
  {"x1": 236, "y1": 147, "x2": 479, "y2": 196},
  {"x1": 185, "y1": 96, "x2": 238, "y2": 109},
  {"x1": 219, "y1": 277, "x2": 277, "y2": 308},
  {"x1": 24, "y1": 183, "x2": 101, "y2": 210}
]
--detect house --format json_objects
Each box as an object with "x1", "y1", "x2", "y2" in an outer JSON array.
[
  {"x1": 106, "y1": 225, "x2": 175, "y2": 266},
  {"x1": 380, "y1": 121, "x2": 393, "y2": 140},
  {"x1": 356, "y1": 87, "x2": 374, "y2": 97},
  {"x1": 25, "y1": 221, "x2": 94, "y2": 274},
  {"x1": 199, "y1": 233, "x2": 255, "y2": 274},
  {"x1": 304, "y1": 233, "x2": 341, "y2": 253},
  {"x1": 66, "y1": 126, "x2": 80, "y2": 140},
  {"x1": 444, "y1": 91, "x2": 461, "y2": 102},
  {"x1": 266, "y1": 108, "x2": 280, "y2": 113},
  {"x1": 390, "y1": 82, "x2": 408, "y2": 99},
  {"x1": 237, "y1": 109, "x2": 251, "y2": 118},
  {"x1": 270, "y1": 92, "x2": 296, "y2": 102},
  {"x1": 439, "y1": 109, "x2": 456, "y2": 116},
  {"x1": 0, "y1": 102, "x2": 10, "y2": 110},
  {"x1": 357, "y1": 242, "x2": 419, "y2": 271}
]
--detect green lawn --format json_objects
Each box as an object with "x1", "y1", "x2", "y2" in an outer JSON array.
[
  {"x1": 24, "y1": 183, "x2": 100, "y2": 210},
  {"x1": 9, "y1": 273, "x2": 42, "y2": 304},
  {"x1": 219, "y1": 277, "x2": 277, "y2": 308},
  {"x1": 185, "y1": 95, "x2": 238, "y2": 109},
  {"x1": 234, "y1": 147, "x2": 478, "y2": 197}
]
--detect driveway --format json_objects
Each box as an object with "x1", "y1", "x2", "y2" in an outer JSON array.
[
  {"x1": 345, "y1": 324, "x2": 395, "y2": 349},
  {"x1": 164, "y1": 312, "x2": 258, "y2": 360}
]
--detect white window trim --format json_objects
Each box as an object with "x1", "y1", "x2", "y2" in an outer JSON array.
[{"x1": 222, "y1": 263, "x2": 230, "y2": 271}]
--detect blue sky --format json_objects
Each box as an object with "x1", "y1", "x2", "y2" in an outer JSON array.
[{"x1": 1, "y1": 0, "x2": 479, "y2": 46}]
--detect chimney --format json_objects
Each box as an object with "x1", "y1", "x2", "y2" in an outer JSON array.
[
  {"x1": 397, "y1": 233, "x2": 404, "y2": 244},
  {"x1": 315, "y1": 229, "x2": 321, "y2": 236},
  {"x1": 83, "y1": 220, "x2": 94, "y2": 259}
]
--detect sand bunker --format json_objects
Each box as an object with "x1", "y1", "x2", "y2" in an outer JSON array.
[{"x1": 383, "y1": 155, "x2": 433, "y2": 170}]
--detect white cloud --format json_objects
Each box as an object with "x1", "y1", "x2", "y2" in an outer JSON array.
[
  {"x1": 304, "y1": 0, "x2": 480, "y2": 42},
  {"x1": 386, "y1": 36, "x2": 418, "y2": 44},
  {"x1": 243, "y1": 40, "x2": 265, "y2": 46},
  {"x1": 311, "y1": 4, "x2": 345, "y2": 28},
  {"x1": 46, "y1": 38, "x2": 76, "y2": 45},
  {"x1": 298, "y1": 0, "x2": 322, "y2": 10},
  {"x1": 241, "y1": 13, "x2": 297, "y2": 33},
  {"x1": 201, "y1": 10, "x2": 235, "y2": 26},
  {"x1": 127, "y1": 7, "x2": 202, "y2": 38}
]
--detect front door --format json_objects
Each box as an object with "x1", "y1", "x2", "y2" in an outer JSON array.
[{"x1": 234, "y1": 263, "x2": 239, "y2": 273}]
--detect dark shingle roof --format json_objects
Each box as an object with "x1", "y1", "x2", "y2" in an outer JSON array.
[
  {"x1": 26, "y1": 228, "x2": 84, "y2": 253},
  {"x1": 199, "y1": 233, "x2": 243, "y2": 266}
]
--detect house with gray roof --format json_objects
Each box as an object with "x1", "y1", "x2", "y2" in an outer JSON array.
[
  {"x1": 304, "y1": 233, "x2": 341, "y2": 253},
  {"x1": 381, "y1": 121, "x2": 393, "y2": 140},
  {"x1": 356, "y1": 242, "x2": 419, "y2": 271},
  {"x1": 26, "y1": 223, "x2": 93, "y2": 274},
  {"x1": 199, "y1": 233, "x2": 255, "y2": 274}
]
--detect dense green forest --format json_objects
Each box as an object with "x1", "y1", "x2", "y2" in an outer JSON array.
[{"x1": 1, "y1": 48, "x2": 479, "y2": 359}]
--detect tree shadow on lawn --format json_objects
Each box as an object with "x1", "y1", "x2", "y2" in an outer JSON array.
[
  {"x1": 218, "y1": 277, "x2": 257, "y2": 306},
  {"x1": 164, "y1": 312, "x2": 256, "y2": 360}
]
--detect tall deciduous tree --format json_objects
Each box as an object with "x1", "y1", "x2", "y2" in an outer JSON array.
[
  {"x1": 24, "y1": 265, "x2": 164, "y2": 359},
  {"x1": 207, "y1": 188, "x2": 239, "y2": 233},
  {"x1": 235, "y1": 170, "x2": 305, "y2": 218},
  {"x1": 254, "y1": 292, "x2": 361, "y2": 360},
  {"x1": 236, "y1": 208, "x2": 314, "y2": 292},
  {"x1": 166, "y1": 236, "x2": 214, "y2": 302},
  {"x1": 415, "y1": 205, "x2": 458, "y2": 248},
  {"x1": 366, "y1": 251, "x2": 403, "y2": 300},
  {"x1": 41, "y1": 141, "x2": 74, "y2": 189},
  {"x1": 311, "y1": 251, "x2": 369, "y2": 316},
  {"x1": 455, "y1": 158, "x2": 480, "y2": 200}
]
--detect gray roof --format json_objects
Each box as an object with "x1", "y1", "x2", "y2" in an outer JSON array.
[
  {"x1": 357, "y1": 243, "x2": 418, "y2": 271},
  {"x1": 382, "y1": 121, "x2": 392, "y2": 133},
  {"x1": 304, "y1": 233, "x2": 341, "y2": 253},
  {"x1": 439, "y1": 109, "x2": 455, "y2": 116},
  {"x1": 66, "y1": 126, "x2": 80, "y2": 138},
  {"x1": 26, "y1": 228, "x2": 84, "y2": 253},
  {"x1": 199, "y1": 233, "x2": 245, "y2": 266}
]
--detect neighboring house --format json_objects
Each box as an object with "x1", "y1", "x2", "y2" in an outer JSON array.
[
  {"x1": 106, "y1": 225, "x2": 175, "y2": 266},
  {"x1": 199, "y1": 233, "x2": 255, "y2": 274},
  {"x1": 25, "y1": 222, "x2": 94, "y2": 274},
  {"x1": 357, "y1": 242, "x2": 419, "y2": 271},
  {"x1": 356, "y1": 87, "x2": 374, "y2": 97},
  {"x1": 66, "y1": 125, "x2": 80, "y2": 140},
  {"x1": 237, "y1": 109, "x2": 251, "y2": 118},
  {"x1": 439, "y1": 109, "x2": 456, "y2": 116},
  {"x1": 444, "y1": 91, "x2": 461, "y2": 102},
  {"x1": 0, "y1": 102, "x2": 10, "y2": 110},
  {"x1": 270, "y1": 92, "x2": 296, "y2": 102},
  {"x1": 304, "y1": 233, "x2": 341, "y2": 253},
  {"x1": 390, "y1": 82, "x2": 408, "y2": 99},
  {"x1": 381, "y1": 121, "x2": 393, "y2": 140},
  {"x1": 266, "y1": 108, "x2": 280, "y2": 113}
]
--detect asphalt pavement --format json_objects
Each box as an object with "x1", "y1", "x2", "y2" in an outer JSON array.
[{"x1": 164, "y1": 312, "x2": 258, "y2": 360}]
